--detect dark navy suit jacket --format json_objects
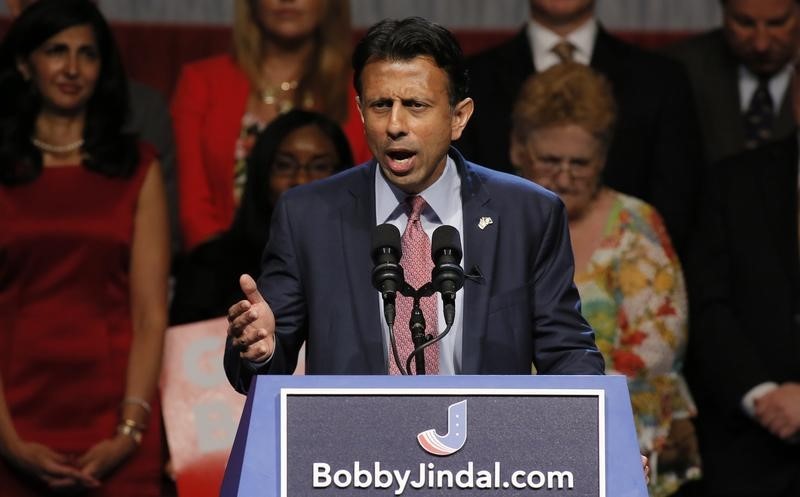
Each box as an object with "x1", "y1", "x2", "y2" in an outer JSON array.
[{"x1": 224, "y1": 149, "x2": 604, "y2": 392}]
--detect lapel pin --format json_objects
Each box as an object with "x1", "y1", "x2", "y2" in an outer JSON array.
[{"x1": 478, "y1": 216, "x2": 493, "y2": 230}]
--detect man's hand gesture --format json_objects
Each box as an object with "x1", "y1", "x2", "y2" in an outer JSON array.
[{"x1": 227, "y1": 274, "x2": 276, "y2": 363}]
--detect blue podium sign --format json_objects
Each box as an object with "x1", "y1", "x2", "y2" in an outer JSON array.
[{"x1": 221, "y1": 375, "x2": 646, "y2": 497}]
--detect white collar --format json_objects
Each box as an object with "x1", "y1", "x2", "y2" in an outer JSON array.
[
  {"x1": 527, "y1": 17, "x2": 598, "y2": 72},
  {"x1": 738, "y1": 63, "x2": 792, "y2": 113}
]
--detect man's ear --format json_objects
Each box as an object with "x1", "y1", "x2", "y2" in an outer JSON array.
[
  {"x1": 355, "y1": 96, "x2": 365, "y2": 124},
  {"x1": 450, "y1": 97, "x2": 474, "y2": 141}
]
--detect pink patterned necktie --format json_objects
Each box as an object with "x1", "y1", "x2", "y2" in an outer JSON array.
[{"x1": 389, "y1": 196, "x2": 439, "y2": 375}]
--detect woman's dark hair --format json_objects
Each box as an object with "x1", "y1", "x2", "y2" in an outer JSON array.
[
  {"x1": 0, "y1": 0, "x2": 137, "y2": 185},
  {"x1": 352, "y1": 16, "x2": 469, "y2": 106},
  {"x1": 170, "y1": 110, "x2": 352, "y2": 325},
  {"x1": 231, "y1": 109, "x2": 354, "y2": 252}
]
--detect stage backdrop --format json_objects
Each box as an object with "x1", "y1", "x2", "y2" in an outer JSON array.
[{"x1": 0, "y1": 0, "x2": 721, "y2": 98}]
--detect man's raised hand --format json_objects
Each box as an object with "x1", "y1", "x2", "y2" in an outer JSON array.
[{"x1": 227, "y1": 274, "x2": 276, "y2": 363}]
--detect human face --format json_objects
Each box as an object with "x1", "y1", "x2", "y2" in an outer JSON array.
[
  {"x1": 255, "y1": 0, "x2": 325, "y2": 44},
  {"x1": 17, "y1": 24, "x2": 100, "y2": 116},
  {"x1": 520, "y1": 124, "x2": 604, "y2": 219},
  {"x1": 357, "y1": 56, "x2": 473, "y2": 194},
  {"x1": 723, "y1": 0, "x2": 800, "y2": 76},
  {"x1": 268, "y1": 124, "x2": 340, "y2": 204},
  {"x1": 528, "y1": 0, "x2": 595, "y2": 31}
]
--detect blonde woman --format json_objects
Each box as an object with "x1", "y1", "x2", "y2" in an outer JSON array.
[{"x1": 171, "y1": 0, "x2": 369, "y2": 250}]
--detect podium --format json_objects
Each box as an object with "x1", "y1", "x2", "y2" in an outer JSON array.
[{"x1": 221, "y1": 375, "x2": 646, "y2": 497}]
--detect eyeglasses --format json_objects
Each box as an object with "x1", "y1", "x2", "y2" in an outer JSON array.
[
  {"x1": 271, "y1": 157, "x2": 337, "y2": 179},
  {"x1": 526, "y1": 155, "x2": 597, "y2": 180}
]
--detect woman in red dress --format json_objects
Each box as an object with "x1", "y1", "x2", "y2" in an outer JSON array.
[{"x1": 0, "y1": 1, "x2": 169, "y2": 495}]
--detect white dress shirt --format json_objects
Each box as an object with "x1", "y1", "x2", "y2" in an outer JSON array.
[
  {"x1": 738, "y1": 64, "x2": 791, "y2": 114},
  {"x1": 527, "y1": 17, "x2": 598, "y2": 72},
  {"x1": 374, "y1": 156, "x2": 464, "y2": 374}
]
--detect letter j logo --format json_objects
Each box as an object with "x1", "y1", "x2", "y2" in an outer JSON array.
[{"x1": 417, "y1": 400, "x2": 467, "y2": 456}]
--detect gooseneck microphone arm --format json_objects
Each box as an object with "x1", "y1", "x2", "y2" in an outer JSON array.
[
  {"x1": 402, "y1": 282, "x2": 436, "y2": 375},
  {"x1": 406, "y1": 321, "x2": 455, "y2": 376}
]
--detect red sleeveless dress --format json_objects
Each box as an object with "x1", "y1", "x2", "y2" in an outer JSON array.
[{"x1": 0, "y1": 146, "x2": 162, "y2": 496}]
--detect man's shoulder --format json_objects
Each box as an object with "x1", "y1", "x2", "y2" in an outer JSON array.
[
  {"x1": 462, "y1": 159, "x2": 562, "y2": 208},
  {"x1": 663, "y1": 29, "x2": 726, "y2": 65},
  {"x1": 128, "y1": 79, "x2": 167, "y2": 106},
  {"x1": 466, "y1": 28, "x2": 527, "y2": 69},
  {"x1": 281, "y1": 163, "x2": 372, "y2": 203},
  {"x1": 465, "y1": 28, "x2": 530, "y2": 92},
  {"x1": 595, "y1": 28, "x2": 689, "y2": 81}
]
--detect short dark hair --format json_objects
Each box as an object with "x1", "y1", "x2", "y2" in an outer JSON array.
[
  {"x1": 231, "y1": 109, "x2": 354, "y2": 251},
  {"x1": 352, "y1": 16, "x2": 469, "y2": 105},
  {"x1": 0, "y1": 0, "x2": 137, "y2": 185}
]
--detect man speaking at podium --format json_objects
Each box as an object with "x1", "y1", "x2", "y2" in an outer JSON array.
[{"x1": 224, "y1": 17, "x2": 604, "y2": 393}]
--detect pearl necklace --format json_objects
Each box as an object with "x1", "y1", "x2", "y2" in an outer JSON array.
[{"x1": 31, "y1": 137, "x2": 84, "y2": 154}]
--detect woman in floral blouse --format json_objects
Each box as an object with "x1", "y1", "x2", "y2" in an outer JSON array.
[{"x1": 510, "y1": 62, "x2": 699, "y2": 497}]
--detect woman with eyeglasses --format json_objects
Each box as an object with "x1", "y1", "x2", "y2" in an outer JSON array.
[
  {"x1": 510, "y1": 62, "x2": 699, "y2": 497},
  {"x1": 169, "y1": 109, "x2": 353, "y2": 325}
]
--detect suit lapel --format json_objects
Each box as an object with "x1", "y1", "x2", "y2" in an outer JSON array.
[
  {"x1": 712, "y1": 38, "x2": 747, "y2": 158},
  {"x1": 589, "y1": 27, "x2": 622, "y2": 79},
  {"x1": 776, "y1": 88, "x2": 796, "y2": 139},
  {"x1": 757, "y1": 136, "x2": 800, "y2": 292},
  {"x1": 454, "y1": 151, "x2": 499, "y2": 373},
  {"x1": 505, "y1": 28, "x2": 536, "y2": 91},
  {"x1": 339, "y1": 163, "x2": 385, "y2": 372}
]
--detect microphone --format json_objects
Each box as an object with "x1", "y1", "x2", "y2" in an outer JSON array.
[
  {"x1": 371, "y1": 223, "x2": 404, "y2": 304},
  {"x1": 371, "y1": 224, "x2": 407, "y2": 374},
  {"x1": 431, "y1": 225, "x2": 464, "y2": 326}
]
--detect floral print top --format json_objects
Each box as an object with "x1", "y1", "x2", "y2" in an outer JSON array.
[{"x1": 574, "y1": 192, "x2": 695, "y2": 494}]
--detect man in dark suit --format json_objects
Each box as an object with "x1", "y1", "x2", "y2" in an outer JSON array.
[
  {"x1": 458, "y1": 0, "x2": 702, "y2": 257},
  {"x1": 686, "y1": 69, "x2": 800, "y2": 497},
  {"x1": 223, "y1": 17, "x2": 604, "y2": 393},
  {"x1": 666, "y1": 0, "x2": 800, "y2": 166}
]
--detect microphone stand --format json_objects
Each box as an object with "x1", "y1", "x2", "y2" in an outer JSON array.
[
  {"x1": 404, "y1": 285, "x2": 459, "y2": 375},
  {"x1": 399, "y1": 282, "x2": 436, "y2": 375}
]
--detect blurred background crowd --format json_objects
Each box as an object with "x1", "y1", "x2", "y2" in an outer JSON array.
[{"x1": 1, "y1": 1, "x2": 799, "y2": 497}]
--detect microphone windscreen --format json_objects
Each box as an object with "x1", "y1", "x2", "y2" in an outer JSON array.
[
  {"x1": 371, "y1": 223, "x2": 402, "y2": 261},
  {"x1": 431, "y1": 225, "x2": 462, "y2": 261}
]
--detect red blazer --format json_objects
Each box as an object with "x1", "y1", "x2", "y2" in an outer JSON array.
[{"x1": 170, "y1": 54, "x2": 370, "y2": 250}]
